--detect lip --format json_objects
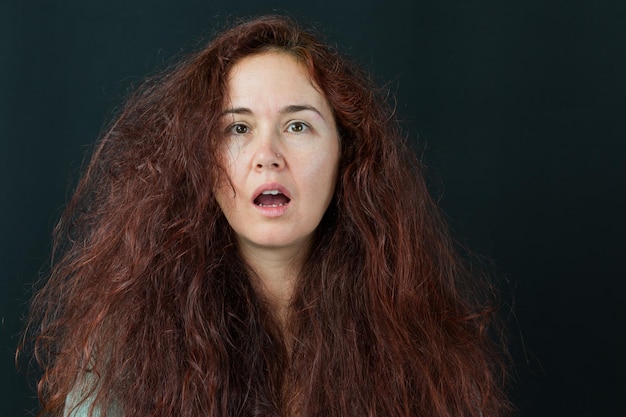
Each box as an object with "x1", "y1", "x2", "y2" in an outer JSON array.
[{"x1": 251, "y1": 182, "x2": 292, "y2": 217}]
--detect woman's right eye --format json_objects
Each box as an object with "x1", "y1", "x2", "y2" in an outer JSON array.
[{"x1": 228, "y1": 123, "x2": 250, "y2": 135}]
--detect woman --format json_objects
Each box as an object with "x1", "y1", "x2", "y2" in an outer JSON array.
[{"x1": 23, "y1": 15, "x2": 510, "y2": 417}]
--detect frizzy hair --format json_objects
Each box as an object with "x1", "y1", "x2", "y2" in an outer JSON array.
[{"x1": 22, "y1": 15, "x2": 511, "y2": 417}]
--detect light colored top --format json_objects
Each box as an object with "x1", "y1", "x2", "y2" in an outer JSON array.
[{"x1": 64, "y1": 374, "x2": 121, "y2": 417}]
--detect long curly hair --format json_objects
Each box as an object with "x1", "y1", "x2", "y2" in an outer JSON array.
[{"x1": 22, "y1": 15, "x2": 511, "y2": 417}]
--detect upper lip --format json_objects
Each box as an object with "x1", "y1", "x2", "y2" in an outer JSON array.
[{"x1": 251, "y1": 182, "x2": 292, "y2": 203}]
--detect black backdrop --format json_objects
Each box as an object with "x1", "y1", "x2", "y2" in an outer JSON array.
[{"x1": 2, "y1": 1, "x2": 625, "y2": 416}]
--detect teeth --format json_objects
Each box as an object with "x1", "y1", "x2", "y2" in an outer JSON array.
[
  {"x1": 262, "y1": 190, "x2": 280, "y2": 195},
  {"x1": 258, "y1": 203, "x2": 285, "y2": 207}
]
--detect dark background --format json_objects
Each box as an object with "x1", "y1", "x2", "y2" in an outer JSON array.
[{"x1": 2, "y1": 1, "x2": 625, "y2": 416}]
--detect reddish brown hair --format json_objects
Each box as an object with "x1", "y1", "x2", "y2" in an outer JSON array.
[{"x1": 23, "y1": 15, "x2": 510, "y2": 417}]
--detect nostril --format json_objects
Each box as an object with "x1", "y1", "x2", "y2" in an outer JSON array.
[{"x1": 254, "y1": 155, "x2": 282, "y2": 170}]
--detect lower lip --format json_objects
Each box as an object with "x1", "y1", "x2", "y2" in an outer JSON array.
[{"x1": 253, "y1": 203, "x2": 290, "y2": 217}]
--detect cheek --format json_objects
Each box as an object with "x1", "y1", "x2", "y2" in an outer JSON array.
[
  {"x1": 213, "y1": 170, "x2": 238, "y2": 215},
  {"x1": 304, "y1": 149, "x2": 340, "y2": 201},
  {"x1": 213, "y1": 182, "x2": 233, "y2": 217},
  {"x1": 214, "y1": 148, "x2": 245, "y2": 201}
]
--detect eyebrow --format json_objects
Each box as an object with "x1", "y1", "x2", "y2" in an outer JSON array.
[
  {"x1": 280, "y1": 105, "x2": 325, "y2": 120},
  {"x1": 221, "y1": 107, "x2": 252, "y2": 116},
  {"x1": 221, "y1": 104, "x2": 326, "y2": 120}
]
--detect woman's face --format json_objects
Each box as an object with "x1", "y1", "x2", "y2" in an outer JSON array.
[{"x1": 214, "y1": 52, "x2": 340, "y2": 258}]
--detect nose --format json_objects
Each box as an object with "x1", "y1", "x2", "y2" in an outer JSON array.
[{"x1": 252, "y1": 131, "x2": 284, "y2": 170}]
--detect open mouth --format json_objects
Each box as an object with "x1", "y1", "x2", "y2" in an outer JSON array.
[{"x1": 254, "y1": 189, "x2": 291, "y2": 207}]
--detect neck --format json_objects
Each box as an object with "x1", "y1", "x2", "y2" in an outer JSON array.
[{"x1": 237, "y1": 240, "x2": 310, "y2": 326}]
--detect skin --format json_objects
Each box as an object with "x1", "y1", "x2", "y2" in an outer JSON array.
[{"x1": 214, "y1": 52, "x2": 341, "y2": 316}]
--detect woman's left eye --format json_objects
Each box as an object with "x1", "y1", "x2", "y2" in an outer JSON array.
[{"x1": 286, "y1": 121, "x2": 310, "y2": 133}]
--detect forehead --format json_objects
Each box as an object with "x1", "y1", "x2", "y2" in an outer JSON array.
[
  {"x1": 227, "y1": 51, "x2": 310, "y2": 83},
  {"x1": 225, "y1": 52, "x2": 329, "y2": 109}
]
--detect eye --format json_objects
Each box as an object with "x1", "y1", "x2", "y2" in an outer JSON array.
[
  {"x1": 286, "y1": 121, "x2": 310, "y2": 134},
  {"x1": 227, "y1": 123, "x2": 250, "y2": 135}
]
